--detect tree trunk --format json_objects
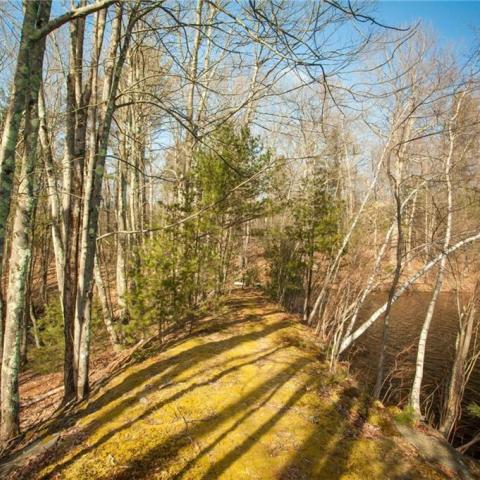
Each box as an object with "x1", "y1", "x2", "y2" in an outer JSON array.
[
  {"x1": 0, "y1": 0, "x2": 52, "y2": 366},
  {"x1": 20, "y1": 310, "x2": 28, "y2": 368},
  {"x1": 1, "y1": 70, "x2": 39, "y2": 444},
  {"x1": 373, "y1": 218, "x2": 402, "y2": 399},
  {"x1": 406, "y1": 190, "x2": 417, "y2": 255},
  {"x1": 410, "y1": 94, "x2": 461, "y2": 417},
  {"x1": 240, "y1": 220, "x2": 250, "y2": 285},
  {"x1": 38, "y1": 86, "x2": 65, "y2": 298},
  {"x1": 60, "y1": 5, "x2": 109, "y2": 403},
  {"x1": 116, "y1": 157, "x2": 129, "y2": 324},
  {"x1": 94, "y1": 254, "x2": 121, "y2": 350},
  {"x1": 307, "y1": 140, "x2": 391, "y2": 326},
  {"x1": 0, "y1": 0, "x2": 50, "y2": 445},
  {"x1": 339, "y1": 231, "x2": 480, "y2": 354},
  {"x1": 303, "y1": 256, "x2": 313, "y2": 323},
  {"x1": 30, "y1": 302, "x2": 41, "y2": 348},
  {"x1": 439, "y1": 284, "x2": 478, "y2": 439},
  {"x1": 61, "y1": 9, "x2": 90, "y2": 403},
  {"x1": 73, "y1": 4, "x2": 136, "y2": 399},
  {"x1": 317, "y1": 185, "x2": 419, "y2": 365}
]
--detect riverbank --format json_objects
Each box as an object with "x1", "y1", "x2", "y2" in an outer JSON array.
[{"x1": 1, "y1": 290, "x2": 478, "y2": 479}]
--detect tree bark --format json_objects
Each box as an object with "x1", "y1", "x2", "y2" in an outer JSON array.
[
  {"x1": 73, "y1": 4, "x2": 136, "y2": 399},
  {"x1": 409, "y1": 94, "x2": 462, "y2": 417},
  {"x1": 1, "y1": 58, "x2": 42, "y2": 444},
  {"x1": 29, "y1": 302, "x2": 41, "y2": 348},
  {"x1": 61, "y1": 8, "x2": 90, "y2": 403},
  {"x1": 339, "y1": 232, "x2": 480, "y2": 354},
  {"x1": 440, "y1": 297, "x2": 476, "y2": 439},
  {"x1": 116, "y1": 145, "x2": 129, "y2": 324},
  {"x1": 0, "y1": 1, "x2": 52, "y2": 360},
  {"x1": 307, "y1": 139, "x2": 391, "y2": 326},
  {"x1": 0, "y1": 0, "x2": 51, "y2": 445},
  {"x1": 374, "y1": 194, "x2": 402, "y2": 399},
  {"x1": 38, "y1": 87, "x2": 65, "y2": 298},
  {"x1": 58, "y1": 5, "x2": 109, "y2": 403},
  {"x1": 94, "y1": 254, "x2": 121, "y2": 350}
]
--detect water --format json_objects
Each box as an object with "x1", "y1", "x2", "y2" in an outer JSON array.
[
  {"x1": 352, "y1": 291, "x2": 480, "y2": 454},
  {"x1": 353, "y1": 292, "x2": 479, "y2": 400},
  {"x1": 288, "y1": 290, "x2": 480, "y2": 454}
]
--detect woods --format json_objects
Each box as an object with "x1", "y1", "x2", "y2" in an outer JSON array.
[{"x1": 0, "y1": 0, "x2": 479, "y2": 468}]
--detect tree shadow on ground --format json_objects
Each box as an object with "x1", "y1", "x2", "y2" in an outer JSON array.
[
  {"x1": 278, "y1": 386, "x2": 447, "y2": 480},
  {"x1": 44, "y1": 345, "x2": 284, "y2": 478},
  {"x1": 84, "y1": 316, "x2": 288, "y2": 417},
  {"x1": 194, "y1": 383, "x2": 312, "y2": 480},
  {"x1": 54, "y1": 296, "x2": 275, "y2": 421},
  {"x1": 96, "y1": 356, "x2": 312, "y2": 480},
  {"x1": 277, "y1": 385, "x2": 368, "y2": 480},
  {"x1": 15, "y1": 294, "x2": 290, "y2": 478},
  {"x1": 6, "y1": 292, "x2": 448, "y2": 480}
]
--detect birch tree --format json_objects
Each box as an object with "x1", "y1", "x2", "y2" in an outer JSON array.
[{"x1": 410, "y1": 91, "x2": 466, "y2": 417}]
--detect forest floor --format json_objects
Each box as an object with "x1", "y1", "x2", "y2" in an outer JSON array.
[
  {"x1": 18, "y1": 338, "x2": 123, "y2": 433},
  {"x1": 2, "y1": 290, "x2": 479, "y2": 479}
]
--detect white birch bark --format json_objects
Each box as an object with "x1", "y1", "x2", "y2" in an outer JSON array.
[
  {"x1": 338, "y1": 186, "x2": 422, "y2": 358},
  {"x1": 374, "y1": 96, "x2": 415, "y2": 398},
  {"x1": 339, "y1": 231, "x2": 480, "y2": 354},
  {"x1": 410, "y1": 93, "x2": 464, "y2": 416},
  {"x1": 307, "y1": 135, "x2": 393, "y2": 326}
]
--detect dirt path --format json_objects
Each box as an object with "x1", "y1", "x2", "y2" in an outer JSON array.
[{"x1": 4, "y1": 291, "x2": 468, "y2": 479}]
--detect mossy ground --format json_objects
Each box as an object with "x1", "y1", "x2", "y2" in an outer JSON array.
[{"x1": 23, "y1": 291, "x2": 450, "y2": 479}]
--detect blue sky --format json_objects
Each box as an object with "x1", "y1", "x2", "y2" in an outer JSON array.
[{"x1": 373, "y1": 1, "x2": 479, "y2": 55}]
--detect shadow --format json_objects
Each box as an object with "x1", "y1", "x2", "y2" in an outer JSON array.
[
  {"x1": 45, "y1": 346, "x2": 284, "y2": 478},
  {"x1": 20, "y1": 289, "x2": 470, "y2": 480},
  {"x1": 395, "y1": 424, "x2": 476, "y2": 480},
  {"x1": 18, "y1": 301, "x2": 291, "y2": 478},
  {"x1": 96, "y1": 357, "x2": 312, "y2": 480},
  {"x1": 277, "y1": 386, "x2": 367, "y2": 480},
  {"x1": 82, "y1": 317, "x2": 289, "y2": 422},
  {"x1": 195, "y1": 384, "x2": 311, "y2": 479},
  {"x1": 278, "y1": 386, "x2": 449, "y2": 480}
]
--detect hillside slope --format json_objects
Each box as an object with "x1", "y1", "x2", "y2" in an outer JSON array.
[{"x1": 3, "y1": 291, "x2": 471, "y2": 479}]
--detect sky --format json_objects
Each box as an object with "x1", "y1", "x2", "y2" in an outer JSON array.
[{"x1": 373, "y1": 1, "x2": 479, "y2": 55}]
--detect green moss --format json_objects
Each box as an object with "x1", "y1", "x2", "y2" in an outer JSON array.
[
  {"x1": 366, "y1": 405, "x2": 399, "y2": 437},
  {"x1": 393, "y1": 405, "x2": 418, "y2": 427},
  {"x1": 32, "y1": 292, "x2": 449, "y2": 480}
]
